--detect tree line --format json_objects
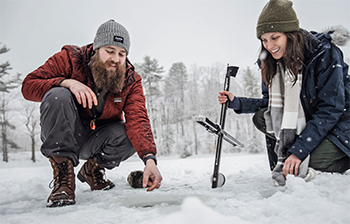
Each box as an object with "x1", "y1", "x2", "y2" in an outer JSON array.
[
  {"x1": 135, "y1": 56, "x2": 265, "y2": 157},
  {"x1": 1, "y1": 44, "x2": 40, "y2": 162},
  {"x1": 0, "y1": 44, "x2": 266, "y2": 162}
]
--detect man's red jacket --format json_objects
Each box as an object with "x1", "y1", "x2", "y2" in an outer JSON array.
[{"x1": 22, "y1": 44, "x2": 157, "y2": 159}]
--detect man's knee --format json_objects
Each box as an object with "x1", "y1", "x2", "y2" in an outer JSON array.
[{"x1": 42, "y1": 87, "x2": 73, "y2": 104}]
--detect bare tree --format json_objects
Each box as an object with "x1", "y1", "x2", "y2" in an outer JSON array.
[
  {"x1": 22, "y1": 102, "x2": 40, "y2": 162},
  {"x1": 188, "y1": 64, "x2": 204, "y2": 155},
  {"x1": 200, "y1": 63, "x2": 223, "y2": 121}
]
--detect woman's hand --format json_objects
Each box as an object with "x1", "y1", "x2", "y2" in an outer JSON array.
[
  {"x1": 218, "y1": 91, "x2": 234, "y2": 104},
  {"x1": 283, "y1": 154, "x2": 302, "y2": 177}
]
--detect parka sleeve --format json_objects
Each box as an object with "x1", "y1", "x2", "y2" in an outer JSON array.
[
  {"x1": 123, "y1": 73, "x2": 157, "y2": 159},
  {"x1": 21, "y1": 47, "x2": 72, "y2": 102},
  {"x1": 288, "y1": 46, "x2": 346, "y2": 160},
  {"x1": 233, "y1": 80, "x2": 269, "y2": 114}
]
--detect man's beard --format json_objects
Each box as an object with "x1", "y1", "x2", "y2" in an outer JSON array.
[{"x1": 89, "y1": 53, "x2": 126, "y2": 92}]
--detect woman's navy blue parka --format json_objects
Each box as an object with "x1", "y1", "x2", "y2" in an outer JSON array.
[{"x1": 232, "y1": 26, "x2": 350, "y2": 161}]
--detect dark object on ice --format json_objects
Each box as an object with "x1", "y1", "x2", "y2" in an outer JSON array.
[{"x1": 127, "y1": 170, "x2": 153, "y2": 188}]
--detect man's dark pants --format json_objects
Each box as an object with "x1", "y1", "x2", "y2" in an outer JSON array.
[
  {"x1": 40, "y1": 87, "x2": 135, "y2": 169},
  {"x1": 252, "y1": 108, "x2": 350, "y2": 173}
]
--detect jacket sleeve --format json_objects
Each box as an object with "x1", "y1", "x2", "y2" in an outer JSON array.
[
  {"x1": 233, "y1": 80, "x2": 269, "y2": 114},
  {"x1": 288, "y1": 46, "x2": 346, "y2": 160},
  {"x1": 123, "y1": 73, "x2": 157, "y2": 158},
  {"x1": 21, "y1": 47, "x2": 72, "y2": 102}
]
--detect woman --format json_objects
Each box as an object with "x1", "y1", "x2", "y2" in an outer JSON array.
[{"x1": 219, "y1": 0, "x2": 350, "y2": 186}]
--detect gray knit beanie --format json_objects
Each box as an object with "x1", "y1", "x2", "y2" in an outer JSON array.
[
  {"x1": 93, "y1": 19, "x2": 130, "y2": 55},
  {"x1": 256, "y1": 0, "x2": 299, "y2": 39}
]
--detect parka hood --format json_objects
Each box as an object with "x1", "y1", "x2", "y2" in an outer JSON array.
[
  {"x1": 321, "y1": 25, "x2": 350, "y2": 47},
  {"x1": 301, "y1": 26, "x2": 349, "y2": 65}
]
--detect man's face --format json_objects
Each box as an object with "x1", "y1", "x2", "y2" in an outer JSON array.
[
  {"x1": 98, "y1": 45, "x2": 127, "y2": 71},
  {"x1": 89, "y1": 46, "x2": 127, "y2": 92}
]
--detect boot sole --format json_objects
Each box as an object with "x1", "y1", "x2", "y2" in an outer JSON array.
[
  {"x1": 78, "y1": 173, "x2": 115, "y2": 191},
  {"x1": 47, "y1": 199, "x2": 76, "y2": 208}
]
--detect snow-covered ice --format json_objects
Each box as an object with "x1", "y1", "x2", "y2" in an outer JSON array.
[{"x1": 1, "y1": 151, "x2": 349, "y2": 224}]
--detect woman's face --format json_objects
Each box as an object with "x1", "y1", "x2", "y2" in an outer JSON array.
[{"x1": 260, "y1": 32, "x2": 287, "y2": 60}]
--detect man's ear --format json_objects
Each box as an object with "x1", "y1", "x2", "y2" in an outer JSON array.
[{"x1": 93, "y1": 48, "x2": 98, "y2": 56}]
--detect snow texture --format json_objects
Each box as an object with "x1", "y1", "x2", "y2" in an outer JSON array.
[{"x1": 1, "y1": 151, "x2": 349, "y2": 224}]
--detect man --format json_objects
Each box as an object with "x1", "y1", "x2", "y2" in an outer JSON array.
[{"x1": 22, "y1": 19, "x2": 162, "y2": 207}]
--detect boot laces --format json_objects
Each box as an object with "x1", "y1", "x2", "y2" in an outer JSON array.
[{"x1": 49, "y1": 162, "x2": 72, "y2": 189}]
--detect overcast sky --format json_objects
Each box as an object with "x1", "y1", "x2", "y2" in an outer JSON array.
[{"x1": 1, "y1": 0, "x2": 349, "y2": 77}]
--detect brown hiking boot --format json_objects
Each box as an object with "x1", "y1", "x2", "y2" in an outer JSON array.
[
  {"x1": 47, "y1": 156, "x2": 76, "y2": 207},
  {"x1": 77, "y1": 158, "x2": 115, "y2": 191}
]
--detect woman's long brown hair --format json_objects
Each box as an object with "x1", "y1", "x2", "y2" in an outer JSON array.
[{"x1": 260, "y1": 30, "x2": 305, "y2": 86}]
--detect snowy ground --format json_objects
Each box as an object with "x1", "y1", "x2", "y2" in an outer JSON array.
[{"x1": 1, "y1": 151, "x2": 349, "y2": 224}]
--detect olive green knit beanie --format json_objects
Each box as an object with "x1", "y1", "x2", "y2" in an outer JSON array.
[{"x1": 256, "y1": 0, "x2": 299, "y2": 39}]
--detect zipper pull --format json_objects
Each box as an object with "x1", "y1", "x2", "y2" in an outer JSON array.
[{"x1": 90, "y1": 119, "x2": 96, "y2": 130}]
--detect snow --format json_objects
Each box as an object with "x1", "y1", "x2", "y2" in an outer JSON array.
[{"x1": 1, "y1": 151, "x2": 349, "y2": 224}]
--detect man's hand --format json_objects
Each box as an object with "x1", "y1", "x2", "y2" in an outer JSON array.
[
  {"x1": 283, "y1": 154, "x2": 302, "y2": 177},
  {"x1": 60, "y1": 79, "x2": 98, "y2": 109},
  {"x1": 143, "y1": 157, "x2": 162, "y2": 192}
]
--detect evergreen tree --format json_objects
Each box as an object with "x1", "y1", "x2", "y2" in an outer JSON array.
[
  {"x1": 135, "y1": 56, "x2": 164, "y2": 139},
  {"x1": 162, "y1": 62, "x2": 188, "y2": 155},
  {"x1": 167, "y1": 62, "x2": 187, "y2": 136},
  {"x1": 0, "y1": 43, "x2": 21, "y2": 162}
]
